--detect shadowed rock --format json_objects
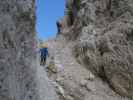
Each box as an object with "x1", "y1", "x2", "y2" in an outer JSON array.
[{"x1": 62, "y1": 0, "x2": 133, "y2": 99}]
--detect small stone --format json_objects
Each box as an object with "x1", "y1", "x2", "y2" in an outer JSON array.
[
  {"x1": 89, "y1": 72, "x2": 95, "y2": 81},
  {"x1": 80, "y1": 79, "x2": 88, "y2": 87},
  {"x1": 58, "y1": 85, "x2": 65, "y2": 97},
  {"x1": 56, "y1": 77, "x2": 63, "y2": 82},
  {"x1": 85, "y1": 72, "x2": 95, "y2": 81},
  {"x1": 86, "y1": 81, "x2": 96, "y2": 92}
]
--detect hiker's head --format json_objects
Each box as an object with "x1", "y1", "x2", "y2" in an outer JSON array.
[{"x1": 40, "y1": 43, "x2": 48, "y2": 48}]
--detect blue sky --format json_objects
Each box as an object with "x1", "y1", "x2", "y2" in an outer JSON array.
[{"x1": 36, "y1": 0, "x2": 65, "y2": 40}]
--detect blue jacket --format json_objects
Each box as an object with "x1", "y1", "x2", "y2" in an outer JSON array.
[{"x1": 40, "y1": 48, "x2": 49, "y2": 57}]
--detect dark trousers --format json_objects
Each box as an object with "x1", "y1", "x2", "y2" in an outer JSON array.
[
  {"x1": 57, "y1": 28, "x2": 61, "y2": 34},
  {"x1": 40, "y1": 56, "x2": 46, "y2": 66}
]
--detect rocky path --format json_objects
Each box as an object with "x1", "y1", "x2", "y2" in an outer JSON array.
[
  {"x1": 35, "y1": 54, "x2": 59, "y2": 100},
  {"x1": 45, "y1": 36, "x2": 129, "y2": 100}
]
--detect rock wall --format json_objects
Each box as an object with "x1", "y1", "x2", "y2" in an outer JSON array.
[
  {"x1": 60, "y1": 0, "x2": 133, "y2": 99},
  {"x1": 0, "y1": 0, "x2": 58, "y2": 100}
]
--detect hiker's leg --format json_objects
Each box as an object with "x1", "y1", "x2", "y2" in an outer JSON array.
[
  {"x1": 42, "y1": 56, "x2": 46, "y2": 65},
  {"x1": 40, "y1": 58, "x2": 42, "y2": 65},
  {"x1": 42, "y1": 57, "x2": 44, "y2": 65},
  {"x1": 43, "y1": 57, "x2": 46, "y2": 65},
  {"x1": 40, "y1": 56, "x2": 43, "y2": 65}
]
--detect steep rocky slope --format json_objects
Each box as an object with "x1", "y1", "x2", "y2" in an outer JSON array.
[
  {"x1": 72, "y1": 0, "x2": 133, "y2": 99},
  {"x1": 47, "y1": 0, "x2": 133, "y2": 100},
  {"x1": 46, "y1": 36, "x2": 129, "y2": 100},
  {"x1": 0, "y1": 0, "x2": 58, "y2": 100}
]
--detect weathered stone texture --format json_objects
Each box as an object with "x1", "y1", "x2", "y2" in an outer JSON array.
[
  {"x1": 0, "y1": 0, "x2": 37, "y2": 100},
  {"x1": 0, "y1": 0, "x2": 59, "y2": 100},
  {"x1": 61, "y1": 0, "x2": 133, "y2": 99}
]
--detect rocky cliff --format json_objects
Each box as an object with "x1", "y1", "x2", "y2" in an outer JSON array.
[
  {"x1": 54, "y1": 0, "x2": 133, "y2": 100},
  {"x1": 2, "y1": 0, "x2": 132, "y2": 100},
  {"x1": 0, "y1": 0, "x2": 58, "y2": 100}
]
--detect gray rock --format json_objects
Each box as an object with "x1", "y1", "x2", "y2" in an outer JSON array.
[
  {"x1": 86, "y1": 81, "x2": 96, "y2": 92},
  {"x1": 0, "y1": 1, "x2": 58, "y2": 100},
  {"x1": 80, "y1": 79, "x2": 88, "y2": 87},
  {"x1": 62, "y1": 0, "x2": 133, "y2": 99}
]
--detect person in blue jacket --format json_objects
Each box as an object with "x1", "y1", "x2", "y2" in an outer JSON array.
[{"x1": 40, "y1": 44, "x2": 49, "y2": 65}]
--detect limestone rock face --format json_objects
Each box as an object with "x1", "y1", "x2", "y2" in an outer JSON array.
[
  {"x1": 0, "y1": 0, "x2": 37, "y2": 100},
  {"x1": 61, "y1": 0, "x2": 133, "y2": 99},
  {"x1": 0, "y1": 0, "x2": 58, "y2": 100}
]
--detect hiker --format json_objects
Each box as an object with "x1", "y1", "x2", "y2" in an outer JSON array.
[
  {"x1": 56, "y1": 21, "x2": 61, "y2": 33},
  {"x1": 56, "y1": 20, "x2": 64, "y2": 34},
  {"x1": 39, "y1": 44, "x2": 49, "y2": 65}
]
